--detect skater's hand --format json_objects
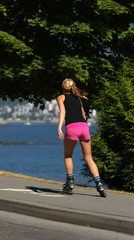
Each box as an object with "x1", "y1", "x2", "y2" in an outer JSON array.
[{"x1": 58, "y1": 129, "x2": 64, "y2": 140}]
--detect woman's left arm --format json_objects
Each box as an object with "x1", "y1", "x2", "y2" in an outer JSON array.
[{"x1": 57, "y1": 95, "x2": 65, "y2": 140}]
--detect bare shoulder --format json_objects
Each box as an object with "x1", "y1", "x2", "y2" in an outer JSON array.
[
  {"x1": 57, "y1": 95, "x2": 65, "y2": 112},
  {"x1": 57, "y1": 94, "x2": 65, "y2": 102}
]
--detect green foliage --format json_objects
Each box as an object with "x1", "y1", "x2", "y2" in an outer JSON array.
[
  {"x1": 81, "y1": 59, "x2": 134, "y2": 192},
  {"x1": 97, "y1": 0, "x2": 129, "y2": 15},
  {"x1": 57, "y1": 55, "x2": 90, "y2": 83},
  {"x1": 0, "y1": 3, "x2": 7, "y2": 16},
  {"x1": 0, "y1": 0, "x2": 134, "y2": 105},
  {"x1": 27, "y1": 10, "x2": 48, "y2": 29},
  {"x1": 50, "y1": 22, "x2": 93, "y2": 36},
  {"x1": 0, "y1": 31, "x2": 33, "y2": 56}
]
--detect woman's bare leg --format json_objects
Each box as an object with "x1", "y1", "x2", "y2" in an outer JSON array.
[
  {"x1": 80, "y1": 140, "x2": 99, "y2": 177},
  {"x1": 80, "y1": 140, "x2": 107, "y2": 197},
  {"x1": 64, "y1": 138, "x2": 77, "y2": 174}
]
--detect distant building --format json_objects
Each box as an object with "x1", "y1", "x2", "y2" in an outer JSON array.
[
  {"x1": 92, "y1": 110, "x2": 97, "y2": 117},
  {"x1": 3, "y1": 105, "x2": 12, "y2": 113},
  {"x1": 45, "y1": 99, "x2": 59, "y2": 116},
  {"x1": 16, "y1": 105, "x2": 31, "y2": 116}
]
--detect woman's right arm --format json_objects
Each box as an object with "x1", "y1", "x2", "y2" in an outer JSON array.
[
  {"x1": 57, "y1": 95, "x2": 65, "y2": 140},
  {"x1": 80, "y1": 99, "x2": 86, "y2": 120}
]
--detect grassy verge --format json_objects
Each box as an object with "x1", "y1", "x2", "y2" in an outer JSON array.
[{"x1": 0, "y1": 170, "x2": 63, "y2": 185}]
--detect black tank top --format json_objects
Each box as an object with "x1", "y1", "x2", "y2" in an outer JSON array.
[{"x1": 63, "y1": 94, "x2": 86, "y2": 126}]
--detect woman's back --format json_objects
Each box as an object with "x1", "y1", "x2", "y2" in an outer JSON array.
[{"x1": 64, "y1": 94, "x2": 86, "y2": 126}]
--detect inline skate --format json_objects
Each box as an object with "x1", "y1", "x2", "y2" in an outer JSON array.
[
  {"x1": 62, "y1": 174, "x2": 74, "y2": 195},
  {"x1": 94, "y1": 176, "x2": 107, "y2": 198}
]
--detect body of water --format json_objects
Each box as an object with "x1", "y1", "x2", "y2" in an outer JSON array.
[{"x1": 0, "y1": 123, "x2": 97, "y2": 186}]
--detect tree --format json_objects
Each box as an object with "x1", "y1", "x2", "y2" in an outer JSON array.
[
  {"x1": 81, "y1": 59, "x2": 134, "y2": 192},
  {"x1": 0, "y1": 0, "x2": 134, "y2": 109},
  {"x1": 0, "y1": 1, "x2": 134, "y2": 191}
]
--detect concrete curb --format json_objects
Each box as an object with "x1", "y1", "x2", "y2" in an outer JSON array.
[{"x1": 0, "y1": 199, "x2": 134, "y2": 235}]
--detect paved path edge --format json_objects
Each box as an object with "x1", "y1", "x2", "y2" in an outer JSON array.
[
  {"x1": 0, "y1": 199, "x2": 134, "y2": 235},
  {"x1": 1, "y1": 171, "x2": 134, "y2": 196}
]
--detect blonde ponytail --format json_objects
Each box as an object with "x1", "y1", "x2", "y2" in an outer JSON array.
[
  {"x1": 72, "y1": 85, "x2": 88, "y2": 99},
  {"x1": 62, "y1": 79, "x2": 88, "y2": 99}
]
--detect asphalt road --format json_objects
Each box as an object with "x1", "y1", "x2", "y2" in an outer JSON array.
[{"x1": 0, "y1": 211, "x2": 133, "y2": 240}]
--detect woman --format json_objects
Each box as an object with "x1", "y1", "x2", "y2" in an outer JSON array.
[{"x1": 57, "y1": 79, "x2": 106, "y2": 197}]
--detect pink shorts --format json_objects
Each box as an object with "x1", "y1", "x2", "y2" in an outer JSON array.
[{"x1": 65, "y1": 122, "x2": 91, "y2": 141}]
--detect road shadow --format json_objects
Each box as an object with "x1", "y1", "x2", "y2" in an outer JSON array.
[
  {"x1": 25, "y1": 186, "x2": 101, "y2": 198},
  {"x1": 73, "y1": 192, "x2": 100, "y2": 198},
  {"x1": 25, "y1": 186, "x2": 62, "y2": 194}
]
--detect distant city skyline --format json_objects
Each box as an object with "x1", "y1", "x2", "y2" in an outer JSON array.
[{"x1": 0, "y1": 99, "x2": 97, "y2": 124}]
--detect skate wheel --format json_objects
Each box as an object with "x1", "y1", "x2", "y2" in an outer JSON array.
[{"x1": 99, "y1": 191, "x2": 107, "y2": 198}]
